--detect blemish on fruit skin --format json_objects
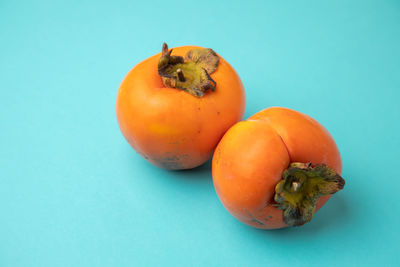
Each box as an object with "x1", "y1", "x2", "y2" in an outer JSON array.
[
  {"x1": 155, "y1": 154, "x2": 190, "y2": 170},
  {"x1": 257, "y1": 201, "x2": 270, "y2": 212},
  {"x1": 138, "y1": 151, "x2": 149, "y2": 160},
  {"x1": 217, "y1": 111, "x2": 220, "y2": 115},
  {"x1": 247, "y1": 211, "x2": 265, "y2": 226},
  {"x1": 265, "y1": 216, "x2": 273, "y2": 221},
  {"x1": 251, "y1": 218, "x2": 265, "y2": 226}
]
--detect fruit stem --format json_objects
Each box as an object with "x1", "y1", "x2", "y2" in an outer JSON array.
[
  {"x1": 158, "y1": 43, "x2": 220, "y2": 97},
  {"x1": 176, "y1": 68, "x2": 185, "y2": 82},
  {"x1": 291, "y1": 181, "x2": 301, "y2": 192},
  {"x1": 274, "y1": 162, "x2": 345, "y2": 227}
]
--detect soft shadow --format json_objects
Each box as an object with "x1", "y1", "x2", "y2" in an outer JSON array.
[
  {"x1": 305, "y1": 194, "x2": 350, "y2": 232},
  {"x1": 123, "y1": 146, "x2": 213, "y2": 188},
  {"x1": 169, "y1": 158, "x2": 213, "y2": 180}
]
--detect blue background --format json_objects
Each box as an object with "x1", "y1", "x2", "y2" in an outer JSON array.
[{"x1": 1, "y1": 0, "x2": 399, "y2": 266}]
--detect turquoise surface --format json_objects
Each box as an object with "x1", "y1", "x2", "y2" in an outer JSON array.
[{"x1": 1, "y1": 0, "x2": 399, "y2": 266}]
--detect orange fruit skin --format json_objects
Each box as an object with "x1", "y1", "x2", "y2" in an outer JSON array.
[
  {"x1": 116, "y1": 46, "x2": 245, "y2": 170},
  {"x1": 212, "y1": 107, "x2": 342, "y2": 229}
]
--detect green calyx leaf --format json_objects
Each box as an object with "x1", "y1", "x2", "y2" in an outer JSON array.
[
  {"x1": 158, "y1": 43, "x2": 219, "y2": 97},
  {"x1": 274, "y1": 162, "x2": 345, "y2": 227}
]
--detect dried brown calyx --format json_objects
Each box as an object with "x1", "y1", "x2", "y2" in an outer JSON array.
[
  {"x1": 274, "y1": 162, "x2": 345, "y2": 227},
  {"x1": 158, "y1": 43, "x2": 220, "y2": 97}
]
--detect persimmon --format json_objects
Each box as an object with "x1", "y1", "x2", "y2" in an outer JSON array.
[
  {"x1": 212, "y1": 107, "x2": 345, "y2": 229},
  {"x1": 116, "y1": 43, "x2": 245, "y2": 170}
]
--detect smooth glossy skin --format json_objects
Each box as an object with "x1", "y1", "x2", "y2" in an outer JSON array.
[
  {"x1": 212, "y1": 107, "x2": 342, "y2": 229},
  {"x1": 116, "y1": 46, "x2": 245, "y2": 170}
]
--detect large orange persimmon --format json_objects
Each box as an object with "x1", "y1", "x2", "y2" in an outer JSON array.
[
  {"x1": 212, "y1": 107, "x2": 345, "y2": 229},
  {"x1": 116, "y1": 43, "x2": 245, "y2": 170}
]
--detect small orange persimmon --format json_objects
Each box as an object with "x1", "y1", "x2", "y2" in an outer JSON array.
[
  {"x1": 116, "y1": 43, "x2": 245, "y2": 170},
  {"x1": 212, "y1": 107, "x2": 345, "y2": 229}
]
